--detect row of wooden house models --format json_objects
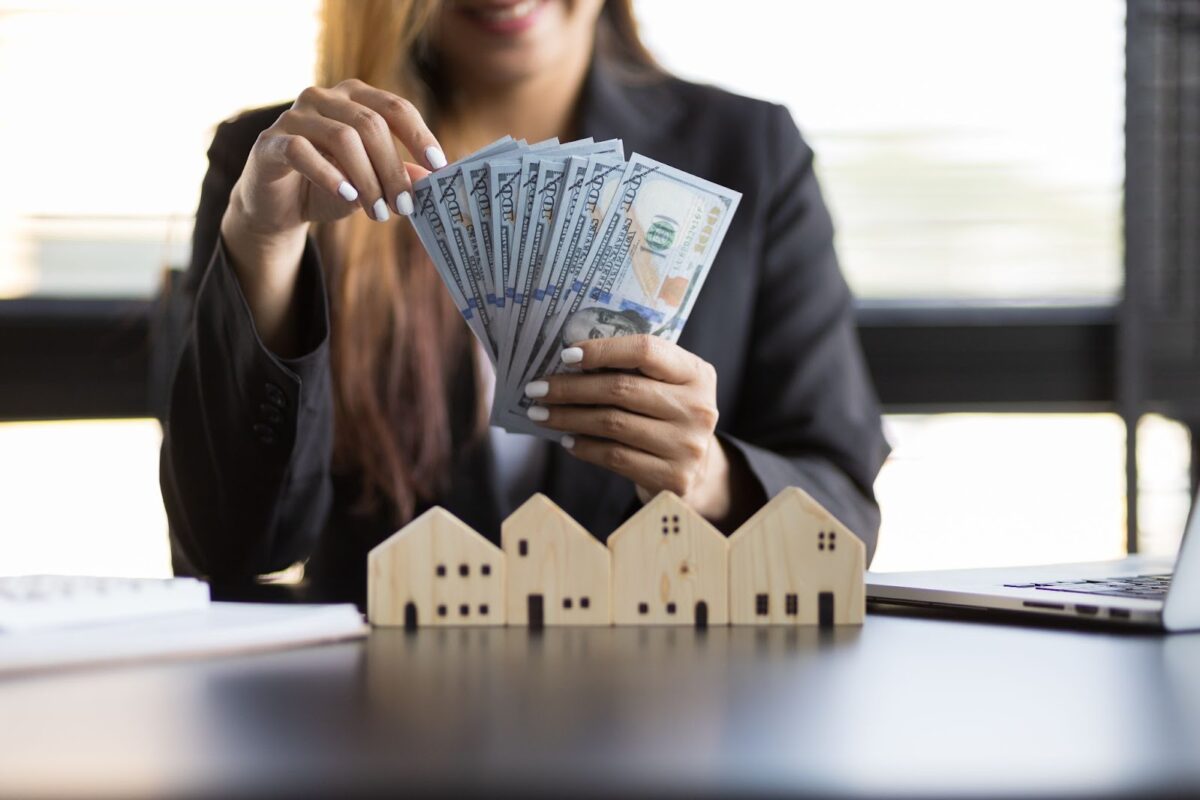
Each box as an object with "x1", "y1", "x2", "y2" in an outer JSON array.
[{"x1": 367, "y1": 487, "x2": 866, "y2": 630}]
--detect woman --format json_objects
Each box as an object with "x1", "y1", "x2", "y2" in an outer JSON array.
[{"x1": 161, "y1": 0, "x2": 889, "y2": 604}]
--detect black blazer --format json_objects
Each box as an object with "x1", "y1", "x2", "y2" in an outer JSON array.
[{"x1": 160, "y1": 60, "x2": 890, "y2": 606}]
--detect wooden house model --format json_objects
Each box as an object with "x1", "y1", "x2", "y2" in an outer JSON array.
[
  {"x1": 367, "y1": 506, "x2": 506, "y2": 629},
  {"x1": 502, "y1": 493, "x2": 611, "y2": 627},
  {"x1": 607, "y1": 491, "x2": 729, "y2": 627},
  {"x1": 728, "y1": 487, "x2": 865, "y2": 627}
]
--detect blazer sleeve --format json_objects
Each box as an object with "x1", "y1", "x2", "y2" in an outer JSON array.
[
  {"x1": 719, "y1": 104, "x2": 890, "y2": 562},
  {"x1": 159, "y1": 116, "x2": 334, "y2": 581}
]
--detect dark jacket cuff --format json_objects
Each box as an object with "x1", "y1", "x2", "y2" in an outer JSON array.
[{"x1": 717, "y1": 431, "x2": 882, "y2": 564}]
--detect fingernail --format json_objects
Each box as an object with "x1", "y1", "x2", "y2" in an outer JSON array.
[
  {"x1": 527, "y1": 405, "x2": 550, "y2": 422},
  {"x1": 425, "y1": 145, "x2": 448, "y2": 170},
  {"x1": 561, "y1": 434, "x2": 575, "y2": 450},
  {"x1": 560, "y1": 347, "x2": 583, "y2": 365},
  {"x1": 396, "y1": 191, "x2": 414, "y2": 216},
  {"x1": 524, "y1": 381, "x2": 549, "y2": 398},
  {"x1": 338, "y1": 181, "x2": 358, "y2": 202},
  {"x1": 372, "y1": 198, "x2": 390, "y2": 222}
]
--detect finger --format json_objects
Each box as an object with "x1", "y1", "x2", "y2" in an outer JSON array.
[
  {"x1": 531, "y1": 404, "x2": 697, "y2": 462},
  {"x1": 259, "y1": 133, "x2": 359, "y2": 205},
  {"x1": 563, "y1": 335, "x2": 698, "y2": 384},
  {"x1": 281, "y1": 104, "x2": 384, "y2": 221},
  {"x1": 309, "y1": 93, "x2": 408, "y2": 220},
  {"x1": 564, "y1": 435, "x2": 685, "y2": 496},
  {"x1": 526, "y1": 372, "x2": 686, "y2": 422},
  {"x1": 342, "y1": 80, "x2": 447, "y2": 172}
]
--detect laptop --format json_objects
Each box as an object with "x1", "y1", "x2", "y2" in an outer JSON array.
[{"x1": 866, "y1": 491, "x2": 1200, "y2": 631}]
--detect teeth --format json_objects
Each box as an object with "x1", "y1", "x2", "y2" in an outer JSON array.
[{"x1": 476, "y1": 0, "x2": 539, "y2": 22}]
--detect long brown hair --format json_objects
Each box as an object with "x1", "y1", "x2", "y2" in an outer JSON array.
[{"x1": 316, "y1": 0, "x2": 661, "y2": 525}]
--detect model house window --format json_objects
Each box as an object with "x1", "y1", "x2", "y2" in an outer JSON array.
[
  {"x1": 786, "y1": 594, "x2": 799, "y2": 616},
  {"x1": 756, "y1": 593, "x2": 769, "y2": 616}
]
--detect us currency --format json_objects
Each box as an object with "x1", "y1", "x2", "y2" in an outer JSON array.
[
  {"x1": 431, "y1": 165, "x2": 498, "y2": 357},
  {"x1": 501, "y1": 155, "x2": 625, "y2": 405},
  {"x1": 487, "y1": 159, "x2": 523, "y2": 351},
  {"x1": 410, "y1": 180, "x2": 495, "y2": 356},
  {"x1": 496, "y1": 155, "x2": 741, "y2": 431},
  {"x1": 497, "y1": 139, "x2": 614, "y2": 371},
  {"x1": 464, "y1": 160, "x2": 500, "y2": 311},
  {"x1": 498, "y1": 155, "x2": 572, "y2": 388},
  {"x1": 410, "y1": 136, "x2": 520, "y2": 358},
  {"x1": 497, "y1": 155, "x2": 543, "y2": 376}
]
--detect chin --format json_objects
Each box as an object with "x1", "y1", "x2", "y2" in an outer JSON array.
[{"x1": 436, "y1": 0, "x2": 602, "y2": 86}]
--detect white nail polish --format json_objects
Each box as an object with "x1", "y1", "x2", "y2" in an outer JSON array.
[
  {"x1": 524, "y1": 381, "x2": 549, "y2": 398},
  {"x1": 372, "y1": 198, "x2": 390, "y2": 222},
  {"x1": 396, "y1": 191, "x2": 414, "y2": 216},
  {"x1": 337, "y1": 181, "x2": 358, "y2": 202},
  {"x1": 527, "y1": 405, "x2": 550, "y2": 422},
  {"x1": 561, "y1": 347, "x2": 584, "y2": 365},
  {"x1": 425, "y1": 145, "x2": 448, "y2": 170},
  {"x1": 561, "y1": 434, "x2": 576, "y2": 450}
]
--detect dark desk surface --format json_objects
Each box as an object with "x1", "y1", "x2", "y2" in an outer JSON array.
[{"x1": 1, "y1": 609, "x2": 1198, "y2": 799}]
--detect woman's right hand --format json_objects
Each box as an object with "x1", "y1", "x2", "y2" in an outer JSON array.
[
  {"x1": 231, "y1": 78, "x2": 445, "y2": 236},
  {"x1": 218, "y1": 79, "x2": 444, "y2": 354}
]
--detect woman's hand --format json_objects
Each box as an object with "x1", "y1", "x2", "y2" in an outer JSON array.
[
  {"x1": 220, "y1": 78, "x2": 443, "y2": 355},
  {"x1": 524, "y1": 335, "x2": 742, "y2": 524},
  {"x1": 232, "y1": 78, "x2": 444, "y2": 236}
]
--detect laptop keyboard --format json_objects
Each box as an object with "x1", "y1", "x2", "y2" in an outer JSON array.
[{"x1": 1003, "y1": 574, "x2": 1172, "y2": 600}]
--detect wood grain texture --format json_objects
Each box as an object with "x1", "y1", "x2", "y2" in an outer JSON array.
[
  {"x1": 502, "y1": 494, "x2": 611, "y2": 626},
  {"x1": 368, "y1": 507, "x2": 506, "y2": 628},
  {"x1": 608, "y1": 491, "x2": 729, "y2": 626},
  {"x1": 728, "y1": 487, "x2": 865, "y2": 626}
]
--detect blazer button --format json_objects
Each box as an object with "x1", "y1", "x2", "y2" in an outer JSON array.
[
  {"x1": 259, "y1": 403, "x2": 284, "y2": 425},
  {"x1": 264, "y1": 382, "x2": 286, "y2": 408},
  {"x1": 253, "y1": 423, "x2": 277, "y2": 445}
]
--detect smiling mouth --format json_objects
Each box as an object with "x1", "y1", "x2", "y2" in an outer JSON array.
[
  {"x1": 460, "y1": 0, "x2": 547, "y2": 25},
  {"x1": 465, "y1": 0, "x2": 544, "y2": 24}
]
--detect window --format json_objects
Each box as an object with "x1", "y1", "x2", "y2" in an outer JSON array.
[
  {"x1": 755, "y1": 594, "x2": 769, "y2": 616},
  {"x1": 786, "y1": 595, "x2": 799, "y2": 616},
  {"x1": 637, "y1": 0, "x2": 1124, "y2": 300},
  {"x1": 0, "y1": 0, "x2": 321, "y2": 299},
  {"x1": 518, "y1": 540, "x2": 528, "y2": 557},
  {"x1": 458, "y1": 564, "x2": 469, "y2": 577},
  {"x1": 436, "y1": 565, "x2": 446, "y2": 577}
]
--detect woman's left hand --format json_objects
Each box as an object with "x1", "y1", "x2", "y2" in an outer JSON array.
[{"x1": 524, "y1": 335, "x2": 735, "y2": 522}]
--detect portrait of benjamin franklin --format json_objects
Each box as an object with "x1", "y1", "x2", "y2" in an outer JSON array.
[{"x1": 561, "y1": 306, "x2": 652, "y2": 345}]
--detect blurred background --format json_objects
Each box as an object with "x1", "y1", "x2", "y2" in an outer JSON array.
[{"x1": 0, "y1": 0, "x2": 1196, "y2": 577}]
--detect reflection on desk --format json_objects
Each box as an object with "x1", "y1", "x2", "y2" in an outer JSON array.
[{"x1": 0, "y1": 614, "x2": 1198, "y2": 799}]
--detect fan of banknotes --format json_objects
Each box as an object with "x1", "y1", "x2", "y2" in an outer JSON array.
[{"x1": 410, "y1": 136, "x2": 741, "y2": 440}]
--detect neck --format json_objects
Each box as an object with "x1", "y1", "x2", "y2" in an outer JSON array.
[{"x1": 440, "y1": 51, "x2": 592, "y2": 156}]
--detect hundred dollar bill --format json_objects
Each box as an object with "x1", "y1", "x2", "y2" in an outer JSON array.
[
  {"x1": 498, "y1": 155, "x2": 572, "y2": 387},
  {"x1": 497, "y1": 154, "x2": 741, "y2": 431},
  {"x1": 501, "y1": 155, "x2": 624, "y2": 405},
  {"x1": 411, "y1": 136, "x2": 521, "y2": 363},
  {"x1": 497, "y1": 155, "x2": 543, "y2": 376},
  {"x1": 487, "y1": 158, "x2": 523, "y2": 354},
  {"x1": 497, "y1": 139, "x2": 614, "y2": 367},
  {"x1": 464, "y1": 160, "x2": 500, "y2": 312},
  {"x1": 495, "y1": 144, "x2": 626, "y2": 422},
  {"x1": 431, "y1": 165, "x2": 498, "y2": 354},
  {"x1": 410, "y1": 180, "x2": 495, "y2": 358}
]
